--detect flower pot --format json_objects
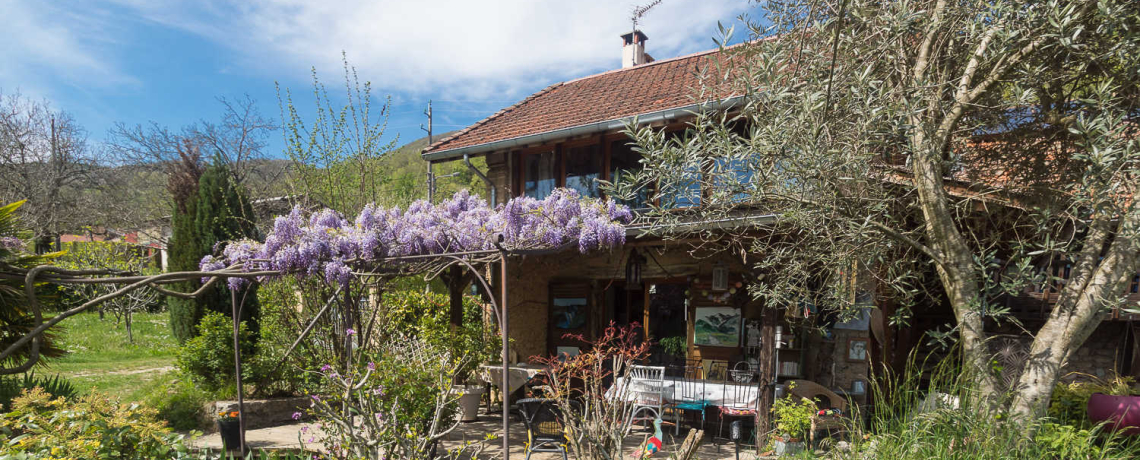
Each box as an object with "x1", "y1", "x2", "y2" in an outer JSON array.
[
  {"x1": 454, "y1": 385, "x2": 486, "y2": 422},
  {"x1": 1087, "y1": 393, "x2": 1140, "y2": 435},
  {"x1": 216, "y1": 419, "x2": 244, "y2": 451}
]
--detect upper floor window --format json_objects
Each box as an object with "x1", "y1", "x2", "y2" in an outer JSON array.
[
  {"x1": 523, "y1": 150, "x2": 557, "y2": 200},
  {"x1": 610, "y1": 140, "x2": 649, "y2": 209},
  {"x1": 565, "y1": 144, "x2": 603, "y2": 198}
]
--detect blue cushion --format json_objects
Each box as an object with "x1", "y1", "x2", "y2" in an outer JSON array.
[{"x1": 676, "y1": 401, "x2": 709, "y2": 410}]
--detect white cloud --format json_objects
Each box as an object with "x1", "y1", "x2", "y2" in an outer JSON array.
[
  {"x1": 115, "y1": 0, "x2": 749, "y2": 99},
  {"x1": 0, "y1": 0, "x2": 138, "y2": 98}
]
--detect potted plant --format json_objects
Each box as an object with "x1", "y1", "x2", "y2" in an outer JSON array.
[
  {"x1": 215, "y1": 410, "x2": 243, "y2": 452},
  {"x1": 770, "y1": 393, "x2": 815, "y2": 455}
]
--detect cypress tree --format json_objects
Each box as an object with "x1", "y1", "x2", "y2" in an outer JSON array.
[
  {"x1": 193, "y1": 157, "x2": 260, "y2": 337},
  {"x1": 167, "y1": 153, "x2": 261, "y2": 343},
  {"x1": 166, "y1": 192, "x2": 200, "y2": 343}
]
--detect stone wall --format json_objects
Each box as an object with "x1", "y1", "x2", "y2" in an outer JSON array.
[
  {"x1": 1061, "y1": 321, "x2": 1130, "y2": 381},
  {"x1": 803, "y1": 328, "x2": 870, "y2": 392},
  {"x1": 212, "y1": 397, "x2": 311, "y2": 431}
]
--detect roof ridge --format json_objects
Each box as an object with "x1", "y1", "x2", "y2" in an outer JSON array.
[
  {"x1": 563, "y1": 45, "x2": 726, "y2": 85},
  {"x1": 424, "y1": 82, "x2": 565, "y2": 153}
]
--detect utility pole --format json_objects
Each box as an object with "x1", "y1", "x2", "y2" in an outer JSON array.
[{"x1": 422, "y1": 100, "x2": 434, "y2": 203}]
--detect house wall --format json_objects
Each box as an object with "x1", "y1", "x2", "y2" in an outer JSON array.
[
  {"x1": 1061, "y1": 321, "x2": 1131, "y2": 381},
  {"x1": 501, "y1": 244, "x2": 751, "y2": 362}
]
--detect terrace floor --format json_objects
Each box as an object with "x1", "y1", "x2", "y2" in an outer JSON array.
[{"x1": 189, "y1": 412, "x2": 774, "y2": 459}]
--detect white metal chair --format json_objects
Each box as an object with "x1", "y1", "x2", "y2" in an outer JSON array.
[{"x1": 625, "y1": 364, "x2": 667, "y2": 435}]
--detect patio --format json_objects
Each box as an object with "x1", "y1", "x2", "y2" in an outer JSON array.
[{"x1": 189, "y1": 412, "x2": 773, "y2": 459}]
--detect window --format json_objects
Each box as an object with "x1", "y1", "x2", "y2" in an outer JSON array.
[
  {"x1": 565, "y1": 144, "x2": 603, "y2": 198},
  {"x1": 710, "y1": 157, "x2": 755, "y2": 204},
  {"x1": 610, "y1": 140, "x2": 649, "y2": 209},
  {"x1": 523, "y1": 151, "x2": 557, "y2": 199},
  {"x1": 1131, "y1": 274, "x2": 1139, "y2": 294}
]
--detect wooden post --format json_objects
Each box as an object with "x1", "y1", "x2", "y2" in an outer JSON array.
[
  {"x1": 448, "y1": 266, "x2": 465, "y2": 331},
  {"x1": 755, "y1": 305, "x2": 777, "y2": 447}
]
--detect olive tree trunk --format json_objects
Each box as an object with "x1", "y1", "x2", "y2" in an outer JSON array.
[{"x1": 1009, "y1": 208, "x2": 1140, "y2": 420}]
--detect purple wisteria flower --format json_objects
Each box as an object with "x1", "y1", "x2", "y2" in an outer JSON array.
[
  {"x1": 292, "y1": 411, "x2": 302, "y2": 420},
  {"x1": 320, "y1": 364, "x2": 332, "y2": 372},
  {"x1": 0, "y1": 236, "x2": 23, "y2": 252},
  {"x1": 198, "y1": 188, "x2": 632, "y2": 283}
]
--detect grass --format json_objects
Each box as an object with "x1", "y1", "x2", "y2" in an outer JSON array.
[{"x1": 41, "y1": 311, "x2": 179, "y2": 402}]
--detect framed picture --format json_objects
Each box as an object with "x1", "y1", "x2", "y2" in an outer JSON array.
[
  {"x1": 693, "y1": 306, "x2": 741, "y2": 347},
  {"x1": 552, "y1": 297, "x2": 587, "y2": 329},
  {"x1": 846, "y1": 337, "x2": 869, "y2": 362}
]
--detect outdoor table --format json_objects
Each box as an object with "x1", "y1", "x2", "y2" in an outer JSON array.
[
  {"x1": 608, "y1": 376, "x2": 762, "y2": 408},
  {"x1": 478, "y1": 363, "x2": 548, "y2": 395}
]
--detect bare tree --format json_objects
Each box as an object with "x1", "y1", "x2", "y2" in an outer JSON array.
[
  {"x1": 0, "y1": 91, "x2": 105, "y2": 251},
  {"x1": 104, "y1": 96, "x2": 281, "y2": 233}
]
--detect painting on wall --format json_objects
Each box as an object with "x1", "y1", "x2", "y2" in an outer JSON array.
[
  {"x1": 847, "y1": 337, "x2": 870, "y2": 362},
  {"x1": 693, "y1": 306, "x2": 741, "y2": 347},
  {"x1": 552, "y1": 297, "x2": 587, "y2": 329}
]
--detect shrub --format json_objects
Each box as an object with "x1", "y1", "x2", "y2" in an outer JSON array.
[
  {"x1": 176, "y1": 311, "x2": 260, "y2": 391},
  {"x1": 0, "y1": 388, "x2": 198, "y2": 459},
  {"x1": 0, "y1": 373, "x2": 76, "y2": 411},
  {"x1": 1048, "y1": 374, "x2": 1136, "y2": 427},
  {"x1": 142, "y1": 379, "x2": 213, "y2": 431},
  {"x1": 377, "y1": 289, "x2": 498, "y2": 382},
  {"x1": 533, "y1": 323, "x2": 652, "y2": 459},
  {"x1": 770, "y1": 393, "x2": 816, "y2": 441},
  {"x1": 660, "y1": 335, "x2": 687, "y2": 357},
  {"x1": 303, "y1": 337, "x2": 484, "y2": 460}
]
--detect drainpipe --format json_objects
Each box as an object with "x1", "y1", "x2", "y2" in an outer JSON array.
[{"x1": 464, "y1": 152, "x2": 496, "y2": 205}]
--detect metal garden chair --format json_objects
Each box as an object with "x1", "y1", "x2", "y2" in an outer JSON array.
[
  {"x1": 716, "y1": 372, "x2": 759, "y2": 444},
  {"x1": 672, "y1": 364, "x2": 710, "y2": 435},
  {"x1": 518, "y1": 398, "x2": 577, "y2": 460}
]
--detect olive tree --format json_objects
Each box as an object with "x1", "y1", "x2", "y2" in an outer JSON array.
[{"x1": 618, "y1": 0, "x2": 1139, "y2": 423}]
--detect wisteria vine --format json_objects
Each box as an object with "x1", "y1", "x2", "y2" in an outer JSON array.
[{"x1": 201, "y1": 188, "x2": 633, "y2": 288}]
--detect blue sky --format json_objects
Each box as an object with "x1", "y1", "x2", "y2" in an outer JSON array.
[{"x1": 1, "y1": 0, "x2": 754, "y2": 155}]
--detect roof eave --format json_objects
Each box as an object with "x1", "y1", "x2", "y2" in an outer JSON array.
[{"x1": 421, "y1": 95, "x2": 746, "y2": 162}]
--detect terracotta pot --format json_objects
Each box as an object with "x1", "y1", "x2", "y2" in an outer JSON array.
[{"x1": 1087, "y1": 393, "x2": 1140, "y2": 435}]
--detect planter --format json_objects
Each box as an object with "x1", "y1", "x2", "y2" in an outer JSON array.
[
  {"x1": 454, "y1": 385, "x2": 486, "y2": 422},
  {"x1": 774, "y1": 436, "x2": 804, "y2": 456},
  {"x1": 216, "y1": 419, "x2": 244, "y2": 451},
  {"x1": 1087, "y1": 393, "x2": 1140, "y2": 435}
]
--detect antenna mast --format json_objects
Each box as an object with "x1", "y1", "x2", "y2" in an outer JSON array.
[
  {"x1": 422, "y1": 100, "x2": 435, "y2": 202},
  {"x1": 631, "y1": 0, "x2": 663, "y2": 37}
]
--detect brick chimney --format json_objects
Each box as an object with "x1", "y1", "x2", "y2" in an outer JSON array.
[{"x1": 621, "y1": 30, "x2": 650, "y2": 68}]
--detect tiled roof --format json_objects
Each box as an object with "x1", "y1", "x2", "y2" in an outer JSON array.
[{"x1": 422, "y1": 47, "x2": 731, "y2": 156}]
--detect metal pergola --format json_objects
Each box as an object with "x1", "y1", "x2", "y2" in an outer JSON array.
[{"x1": 2, "y1": 236, "x2": 578, "y2": 459}]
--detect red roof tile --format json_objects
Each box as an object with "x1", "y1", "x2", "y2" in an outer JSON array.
[{"x1": 423, "y1": 47, "x2": 731, "y2": 156}]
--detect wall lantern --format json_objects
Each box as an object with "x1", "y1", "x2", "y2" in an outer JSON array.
[{"x1": 626, "y1": 248, "x2": 645, "y2": 290}]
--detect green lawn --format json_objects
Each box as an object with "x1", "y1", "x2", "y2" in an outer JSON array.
[{"x1": 41, "y1": 311, "x2": 179, "y2": 402}]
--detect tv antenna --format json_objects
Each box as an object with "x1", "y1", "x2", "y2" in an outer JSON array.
[{"x1": 630, "y1": 0, "x2": 663, "y2": 35}]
